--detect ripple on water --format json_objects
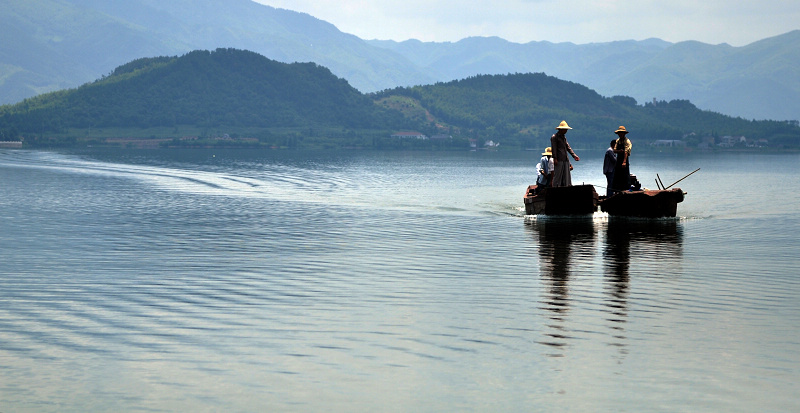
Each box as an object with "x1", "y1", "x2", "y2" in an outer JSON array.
[{"x1": 2, "y1": 150, "x2": 799, "y2": 412}]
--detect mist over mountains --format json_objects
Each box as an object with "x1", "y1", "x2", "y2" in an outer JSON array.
[
  {"x1": 370, "y1": 33, "x2": 800, "y2": 122},
  {"x1": 2, "y1": 0, "x2": 799, "y2": 121}
]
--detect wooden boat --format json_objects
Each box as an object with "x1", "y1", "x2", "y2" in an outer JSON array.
[
  {"x1": 599, "y1": 188, "x2": 685, "y2": 218},
  {"x1": 523, "y1": 184, "x2": 599, "y2": 215}
]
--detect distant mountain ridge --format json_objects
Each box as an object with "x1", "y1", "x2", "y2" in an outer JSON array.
[
  {"x1": 0, "y1": 0, "x2": 432, "y2": 104},
  {"x1": 1, "y1": 0, "x2": 798, "y2": 121},
  {"x1": 0, "y1": 49, "x2": 406, "y2": 134},
  {"x1": 4, "y1": 49, "x2": 798, "y2": 150},
  {"x1": 368, "y1": 31, "x2": 800, "y2": 121}
]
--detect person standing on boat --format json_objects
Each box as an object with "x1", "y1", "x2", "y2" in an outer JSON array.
[
  {"x1": 550, "y1": 120, "x2": 580, "y2": 187},
  {"x1": 535, "y1": 147, "x2": 554, "y2": 192},
  {"x1": 611, "y1": 126, "x2": 632, "y2": 193},
  {"x1": 603, "y1": 139, "x2": 617, "y2": 196}
]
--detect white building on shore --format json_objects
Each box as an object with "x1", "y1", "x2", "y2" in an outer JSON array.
[{"x1": 391, "y1": 131, "x2": 428, "y2": 140}]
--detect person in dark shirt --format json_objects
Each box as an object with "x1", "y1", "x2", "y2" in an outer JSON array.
[
  {"x1": 603, "y1": 139, "x2": 617, "y2": 196},
  {"x1": 550, "y1": 120, "x2": 580, "y2": 187},
  {"x1": 611, "y1": 126, "x2": 632, "y2": 193}
]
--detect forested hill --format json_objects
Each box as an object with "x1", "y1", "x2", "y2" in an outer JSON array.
[
  {"x1": 375, "y1": 74, "x2": 800, "y2": 148},
  {"x1": 2, "y1": 49, "x2": 799, "y2": 149},
  {"x1": 0, "y1": 48, "x2": 407, "y2": 134}
]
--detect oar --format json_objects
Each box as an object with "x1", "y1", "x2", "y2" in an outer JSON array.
[
  {"x1": 665, "y1": 168, "x2": 701, "y2": 189},
  {"x1": 656, "y1": 174, "x2": 665, "y2": 190}
]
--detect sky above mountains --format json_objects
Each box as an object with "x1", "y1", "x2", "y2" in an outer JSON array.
[{"x1": 254, "y1": 0, "x2": 799, "y2": 46}]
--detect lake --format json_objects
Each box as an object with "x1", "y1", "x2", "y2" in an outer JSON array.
[{"x1": 1, "y1": 148, "x2": 798, "y2": 412}]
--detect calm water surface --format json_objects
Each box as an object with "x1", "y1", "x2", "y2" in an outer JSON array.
[{"x1": 1, "y1": 148, "x2": 798, "y2": 412}]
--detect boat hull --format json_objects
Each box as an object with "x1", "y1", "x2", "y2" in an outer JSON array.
[
  {"x1": 599, "y1": 188, "x2": 685, "y2": 218},
  {"x1": 524, "y1": 184, "x2": 599, "y2": 215}
]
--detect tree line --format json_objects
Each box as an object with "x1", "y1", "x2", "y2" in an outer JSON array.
[{"x1": 1, "y1": 49, "x2": 798, "y2": 149}]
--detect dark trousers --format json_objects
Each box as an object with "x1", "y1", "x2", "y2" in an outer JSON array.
[
  {"x1": 612, "y1": 164, "x2": 630, "y2": 193},
  {"x1": 605, "y1": 172, "x2": 614, "y2": 196}
]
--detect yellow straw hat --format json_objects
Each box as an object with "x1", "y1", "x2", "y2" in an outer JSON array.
[
  {"x1": 615, "y1": 126, "x2": 628, "y2": 134},
  {"x1": 542, "y1": 147, "x2": 552, "y2": 156},
  {"x1": 556, "y1": 120, "x2": 572, "y2": 130}
]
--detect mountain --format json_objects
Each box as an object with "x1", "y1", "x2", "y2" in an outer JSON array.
[
  {"x1": 1, "y1": 0, "x2": 798, "y2": 121},
  {"x1": 374, "y1": 74, "x2": 800, "y2": 148},
  {"x1": 0, "y1": 0, "x2": 171, "y2": 101},
  {"x1": 368, "y1": 37, "x2": 673, "y2": 86},
  {"x1": 369, "y1": 31, "x2": 800, "y2": 121},
  {"x1": 0, "y1": 49, "x2": 408, "y2": 136},
  {"x1": 0, "y1": 0, "x2": 433, "y2": 105},
  {"x1": 4, "y1": 50, "x2": 798, "y2": 149}
]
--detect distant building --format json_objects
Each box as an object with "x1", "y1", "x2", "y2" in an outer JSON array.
[
  {"x1": 719, "y1": 135, "x2": 746, "y2": 147},
  {"x1": 747, "y1": 138, "x2": 769, "y2": 148},
  {"x1": 391, "y1": 131, "x2": 428, "y2": 140},
  {"x1": 484, "y1": 140, "x2": 500, "y2": 148},
  {"x1": 0, "y1": 141, "x2": 22, "y2": 148},
  {"x1": 430, "y1": 134, "x2": 452, "y2": 140},
  {"x1": 652, "y1": 140, "x2": 686, "y2": 147}
]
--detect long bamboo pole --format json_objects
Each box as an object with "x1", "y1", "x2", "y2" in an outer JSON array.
[{"x1": 665, "y1": 168, "x2": 701, "y2": 189}]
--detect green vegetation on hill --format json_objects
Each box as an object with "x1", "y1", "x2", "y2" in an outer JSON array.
[
  {"x1": 0, "y1": 49, "x2": 409, "y2": 148},
  {"x1": 1, "y1": 49, "x2": 798, "y2": 150},
  {"x1": 374, "y1": 73, "x2": 800, "y2": 149},
  {"x1": 9, "y1": 49, "x2": 406, "y2": 129},
  {"x1": 3, "y1": 1, "x2": 799, "y2": 121}
]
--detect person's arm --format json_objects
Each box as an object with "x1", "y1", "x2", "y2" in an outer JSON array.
[
  {"x1": 613, "y1": 139, "x2": 624, "y2": 154},
  {"x1": 566, "y1": 141, "x2": 579, "y2": 161}
]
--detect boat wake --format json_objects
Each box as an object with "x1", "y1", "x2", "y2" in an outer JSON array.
[{"x1": 1, "y1": 151, "x2": 505, "y2": 216}]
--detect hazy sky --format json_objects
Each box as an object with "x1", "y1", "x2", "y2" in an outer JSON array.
[{"x1": 253, "y1": 0, "x2": 799, "y2": 46}]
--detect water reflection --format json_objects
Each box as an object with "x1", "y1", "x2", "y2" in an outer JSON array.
[
  {"x1": 526, "y1": 217, "x2": 684, "y2": 357},
  {"x1": 603, "y1": 218, "x2": 683, "y2": 353},
  {"x1": 603, "y1": 219, "x2": 633, "y2": 329},
  {"x1": 527, "y1": 218, "x2": 597, "y2": 356},
  {"x1": 604, "y1": 218, "x2": 684, "y2": 273}
]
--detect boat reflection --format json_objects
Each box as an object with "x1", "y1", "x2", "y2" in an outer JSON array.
[
  {"x1": 526, "y1": 216, "x2": 683, "y2": 357},
  {"x1": 526, "y1": 218, "x2": 597, "y2": 355},
  {"x1": 603, "y1": 218, "x2": 683, "y2": 354}
]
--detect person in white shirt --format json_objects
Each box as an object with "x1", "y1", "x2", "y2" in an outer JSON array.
[{"x1": 536, "y1": 147, "x2": 555, "y2": 192}]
